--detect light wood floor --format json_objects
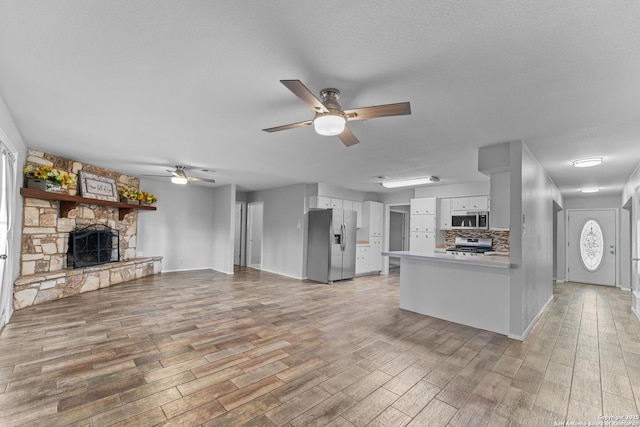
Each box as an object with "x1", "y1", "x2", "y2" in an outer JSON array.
[{"x1": 2, "y1": 267, "x2": 640, "y2": 427}]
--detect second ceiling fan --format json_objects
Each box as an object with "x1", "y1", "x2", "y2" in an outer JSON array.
[{"x1": 262, "y1": 80, "x2": 411, "y2": 147}]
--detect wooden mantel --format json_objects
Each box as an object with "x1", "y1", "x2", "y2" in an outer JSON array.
[{"x1": 20, "y1": 187, "x2": 156, "y2": 220}]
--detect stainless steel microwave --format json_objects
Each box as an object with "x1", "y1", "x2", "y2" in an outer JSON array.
[{"x1": 451, "y1": 212, "x2": 489, "y2": 229}]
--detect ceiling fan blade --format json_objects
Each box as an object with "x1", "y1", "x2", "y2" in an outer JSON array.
[
  {"x1": 142, "y1": 174, "x2": 173, "y2": 178},
  {"x1": 280, "y1": 80, "x2": 329, "y2": 113},
  {"x1": 187, "y1": 176, "x2": 216, "y2": 183},
  {"x1": 262, "y1": 120, "x2": 313, "y2": 133},
  {"x1": 344, "y1": 102, "x2": 411, "y2": 121},
  {"x1": 338, "y1": 126, "x2": 359, "y2": 147}
]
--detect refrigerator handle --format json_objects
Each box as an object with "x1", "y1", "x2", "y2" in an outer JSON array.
[{"x1": 340, "y1": 222, "x2": 346, "y2": 252}]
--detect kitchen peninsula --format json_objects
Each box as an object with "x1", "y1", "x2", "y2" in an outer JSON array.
[{"x1": 382, "y1": 250, "x2": 512, "y2": 335}]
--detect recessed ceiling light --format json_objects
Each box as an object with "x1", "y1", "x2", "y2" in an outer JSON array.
[
  {"x1": 581, "y1": 187, "x2": 600, "y2": 193},
  {"x1": 373, "y1": 175, "x2": 391, "y2": 180},
  {"x1": 572, "y1": 158, "x2": 603, "y2": 168},
  {"x1": 381, "y1": 176, "x2": 440, "y2": 189}
]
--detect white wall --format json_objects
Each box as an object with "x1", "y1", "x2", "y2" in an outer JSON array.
[
  {"x1": 514, "y1": 144, "x2": 557, "y2": 336},
  {"x1": 479, "y1": 141, "x2": 560, "y2": 338},
  {"x1": 210, "y1": 184, "x2": 236, "y2": 274},
  {"x1": 623, "y1": 162, "x2": 640, "y2": 206},
  {"x1": 247, "y1": 184, "x2": 307, "y2": 279},
  {"x1": 317, "y1": 182, "x2": 377, "y2": 202},
  {"x1": 137, "y1": 178, "x2": 217, "y2": 272},
  {"x1": 0, "y1": 92, "x2": 27, "y2": 328}
]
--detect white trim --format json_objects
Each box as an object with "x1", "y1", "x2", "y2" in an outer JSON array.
[
  {"x1": 632, "y1": 306, "x2": 640, "y2": 324},
  {"x1": 508, "y1": 294, "x2": 554, "y2": 341},
  {"x1": 257, "y1": 267, "x2": 304, "y2": 280}
]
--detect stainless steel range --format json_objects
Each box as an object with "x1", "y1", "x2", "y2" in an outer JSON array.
[{"x1": 446, "y1": 237, "x2": 492, "y2": 256}]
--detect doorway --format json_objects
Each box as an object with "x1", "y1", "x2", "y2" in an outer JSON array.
[
  {"x1": 234, "y1": 202, "x2": 246, "y2": 266},
  {"x1": 247, "y1": 203, "x2": 263, "y2": 270},
  {"x1": 567, "y1": 209, "x2": 617, "y2": 286},
  {"x1": 1, "y1": 138, "x2": 17, "y2": 328},
  {"x1": 389, "y1": 210, "x2": 409, "y2": 268}
]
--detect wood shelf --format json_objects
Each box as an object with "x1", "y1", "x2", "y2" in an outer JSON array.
[{"x1": 20, "y1": 187, "x2": 156, "y2": 220}]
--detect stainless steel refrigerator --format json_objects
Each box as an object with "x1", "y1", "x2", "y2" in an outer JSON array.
[{"x1": 307, "y1": 208, "x2": 357, "y2": 283}]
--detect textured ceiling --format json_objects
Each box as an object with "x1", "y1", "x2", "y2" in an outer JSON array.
[{"x1": 1, "y1": 1, "x2": 639, "y2": 196}]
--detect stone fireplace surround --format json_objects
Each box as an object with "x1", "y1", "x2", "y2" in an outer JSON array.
[{"x1": 13, "y1": 149, "x2": 162, "y2": 310}]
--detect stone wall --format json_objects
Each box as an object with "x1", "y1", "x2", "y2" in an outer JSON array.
[
  {"x1": 15, "y1": 149, "x2": 162, "y2": 309},
  {"x1": 444, "y1": 229, "x2": 510, "y2": 253}
]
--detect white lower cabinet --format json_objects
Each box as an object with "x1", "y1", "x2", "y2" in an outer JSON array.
[
  {"x1": 369, "y1": 237, "x2": 383, "y2": 272},
  {"x1": 355, "y1": 246, "x2": 370, "y2": 275},
  {"x1": 410, "y1": 232, "x2": 435, "y2": 253}
]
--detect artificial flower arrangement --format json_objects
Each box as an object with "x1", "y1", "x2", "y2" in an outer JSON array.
[
  {"x1": 119, "y1": 188, "x2": 158, "y2": 204},
  {"x1": 23, "y1": 165, "x2": 75, "y2": 188}
]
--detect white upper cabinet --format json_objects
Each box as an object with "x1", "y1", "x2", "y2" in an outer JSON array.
[
  {"x1": 439, "y1": 198, "x2": 451, "y2": 230},
  {"x1": 342, "y1": 200, "x2": 353, "y2": 211},
  {"x1": 362, "y1": 201, "x2": 384, "y2": 237},
  {"x1": 450, "y1": 197, "x2": 470, "y2": 212},
  {"x1": 330, "y1": 198, "x2": 343, "y2": 209},
  {"x1": 410, "y1": 197, "x2": 436, "y2": 215},
  {"x1": 309, "y1": 195, "x2": 331, "y2": 209},
  {"x1": 469, "y1": 196, "x2": 489, "y2": 211},
  {"x1": 352, "y1": 201, "x2": 362, "y2": 228}
]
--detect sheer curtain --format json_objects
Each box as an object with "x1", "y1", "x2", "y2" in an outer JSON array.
[{"x1": 0, "y1": 140, "x2": 16, "y2": 325}]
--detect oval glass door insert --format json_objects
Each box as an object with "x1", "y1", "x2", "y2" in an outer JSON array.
[{"x1": 580, "y1": 219, "x2": 604, "y2": 271}]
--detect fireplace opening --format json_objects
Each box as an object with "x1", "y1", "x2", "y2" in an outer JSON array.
[{"x1": 67, "y1": 224, "x2": 120, "y2": 268}]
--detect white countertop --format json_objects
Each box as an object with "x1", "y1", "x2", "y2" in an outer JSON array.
[{"x1": 382, "y1": 250, "x2": 511, "y2": 269}]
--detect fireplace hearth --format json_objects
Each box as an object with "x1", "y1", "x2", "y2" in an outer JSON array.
[{"x1": 68, "y1": 224, "x2": 120, "y2": 268}]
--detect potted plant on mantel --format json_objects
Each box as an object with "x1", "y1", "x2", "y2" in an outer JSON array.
[
  {"x1": 119, "y1": 188, "x2": 158, "y2": 205},
  {"x1": 23, "y1": 165, "x2": 75, "y2": 193}
]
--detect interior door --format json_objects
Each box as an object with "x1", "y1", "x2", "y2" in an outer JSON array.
[
  {"x1": 247, "y1": 203, "x2": 263, "y2": 270},
  {"x1": 0, "y1": 140, "x2": 16, "y2": 327},
  {"x1": 568, "y1": 209, "x2": 616, "y2": 286}
]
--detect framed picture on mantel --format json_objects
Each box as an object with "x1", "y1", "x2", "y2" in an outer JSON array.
[{"x1": 78, "y1": 171, "x2": 119, "y2": 202}]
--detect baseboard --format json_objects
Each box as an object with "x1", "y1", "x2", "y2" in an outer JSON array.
[
  {"x1": 632, "y1": 306, "x2": 640, "y2": 324},
  {"x1": 257, "y1": 267, "x2": 304, "y2": 280},
  {"x1": 619, "y1": 287, "x2": 631, "y2": 292},
  {"x1": 508, "y1": 294, "x2": 554, "y2": 341},
  {"x1": 553, "y1": 278, "x2": 565, "y2": 283},
  {"x1": 163, "y1": 267, "x2": 228, "y2": 274}
]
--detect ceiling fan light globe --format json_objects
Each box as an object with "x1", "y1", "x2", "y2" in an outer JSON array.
[
  {"x1": 314, "y1": 114, "x2": 346, "y2": 136},
  {"x1": 171, "y1": 176, "x2": 188, "y2": 185}
]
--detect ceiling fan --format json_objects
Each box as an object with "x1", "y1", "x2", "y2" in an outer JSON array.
[
  {"x1": 143, "y1": 165, "x2": 216, "y2": 185},
  {"x1": 262, "y1": 80, "x2": 411, "y2": 147}
]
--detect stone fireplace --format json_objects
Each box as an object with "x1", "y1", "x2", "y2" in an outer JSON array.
[
  {"x1": 13, "y1": 149, "x2": 162, "y2": 309},
  {"x1": 67, "y1": 224, "x2": 119, "y2": 268}
]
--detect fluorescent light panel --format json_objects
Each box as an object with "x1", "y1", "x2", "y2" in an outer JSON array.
[
  {"x1": 572, "y1": 158, "x2": 603, "y2": 168},
  {"x1": 581, "y1": 187, "x2": 600, "y2": 193},
  {"x1": 381, "y1": 176, "x2": 438, "y2": 188}
]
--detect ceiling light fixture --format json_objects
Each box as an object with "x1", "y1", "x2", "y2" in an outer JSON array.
[
  {"x1": 171, "y1": 176, "x2": 188, "y2": 185},
  {"x1": 381, "y1": 176, "x2": 440, "y2": 189},
  {"x1": 581, "y1": 187, "x2": 600, "y2": 193},
  {"x1": 572, "y1": 158, "x2": 603, "y2": 168},
  {"x1": 314, "y1": 112, "x2": 346, "y2": 136}
]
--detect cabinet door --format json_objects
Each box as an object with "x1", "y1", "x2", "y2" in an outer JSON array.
[
  {"x1": 370, "y1": 202, "x2": 384, "y2": 236},
  {"x1": 330, "y1": 198, "x2": 343, "y2": 209},
  {"x1": 310, "y1": 196, "x2": 332, "y2": 209},
  {"x1": 342, "y1": 200, "x2": 353, "y2": 211},
  {"x1": 356, "y1": 246, "x2": 370, "y2": 274},
  {"x1": 450, "y1": 197, "x2": 470, "y2": 212},
  {"x1": 439, "y1": 198, "x2": 451, "y2": 230},
  {"x1": 410, "y1": 232, "x2": 435, "y2": 253},
  {"x1": 411, "y1": 214, "x2": 436, "y2": 232},
  {"x1": 353, "y1": 201, "x2": 362, "y2": 228},
  {"x1": 369, "y1": 238, "x2": 382, "y2": 271},
  {"x1": 410, "y1": 198, "x2": 436, "y2": 215},
  {"x1": 469, "y1": 196, "x2": 488, "y2": 211}
]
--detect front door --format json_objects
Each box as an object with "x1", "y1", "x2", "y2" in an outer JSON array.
[{"x1": 568, "y1": 209, "x2": 617, "y2": 286}]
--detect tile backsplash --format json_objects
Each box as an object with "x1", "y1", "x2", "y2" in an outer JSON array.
[{"x1": 444, "y1": 229, "x2": 510, "y2": 253}]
